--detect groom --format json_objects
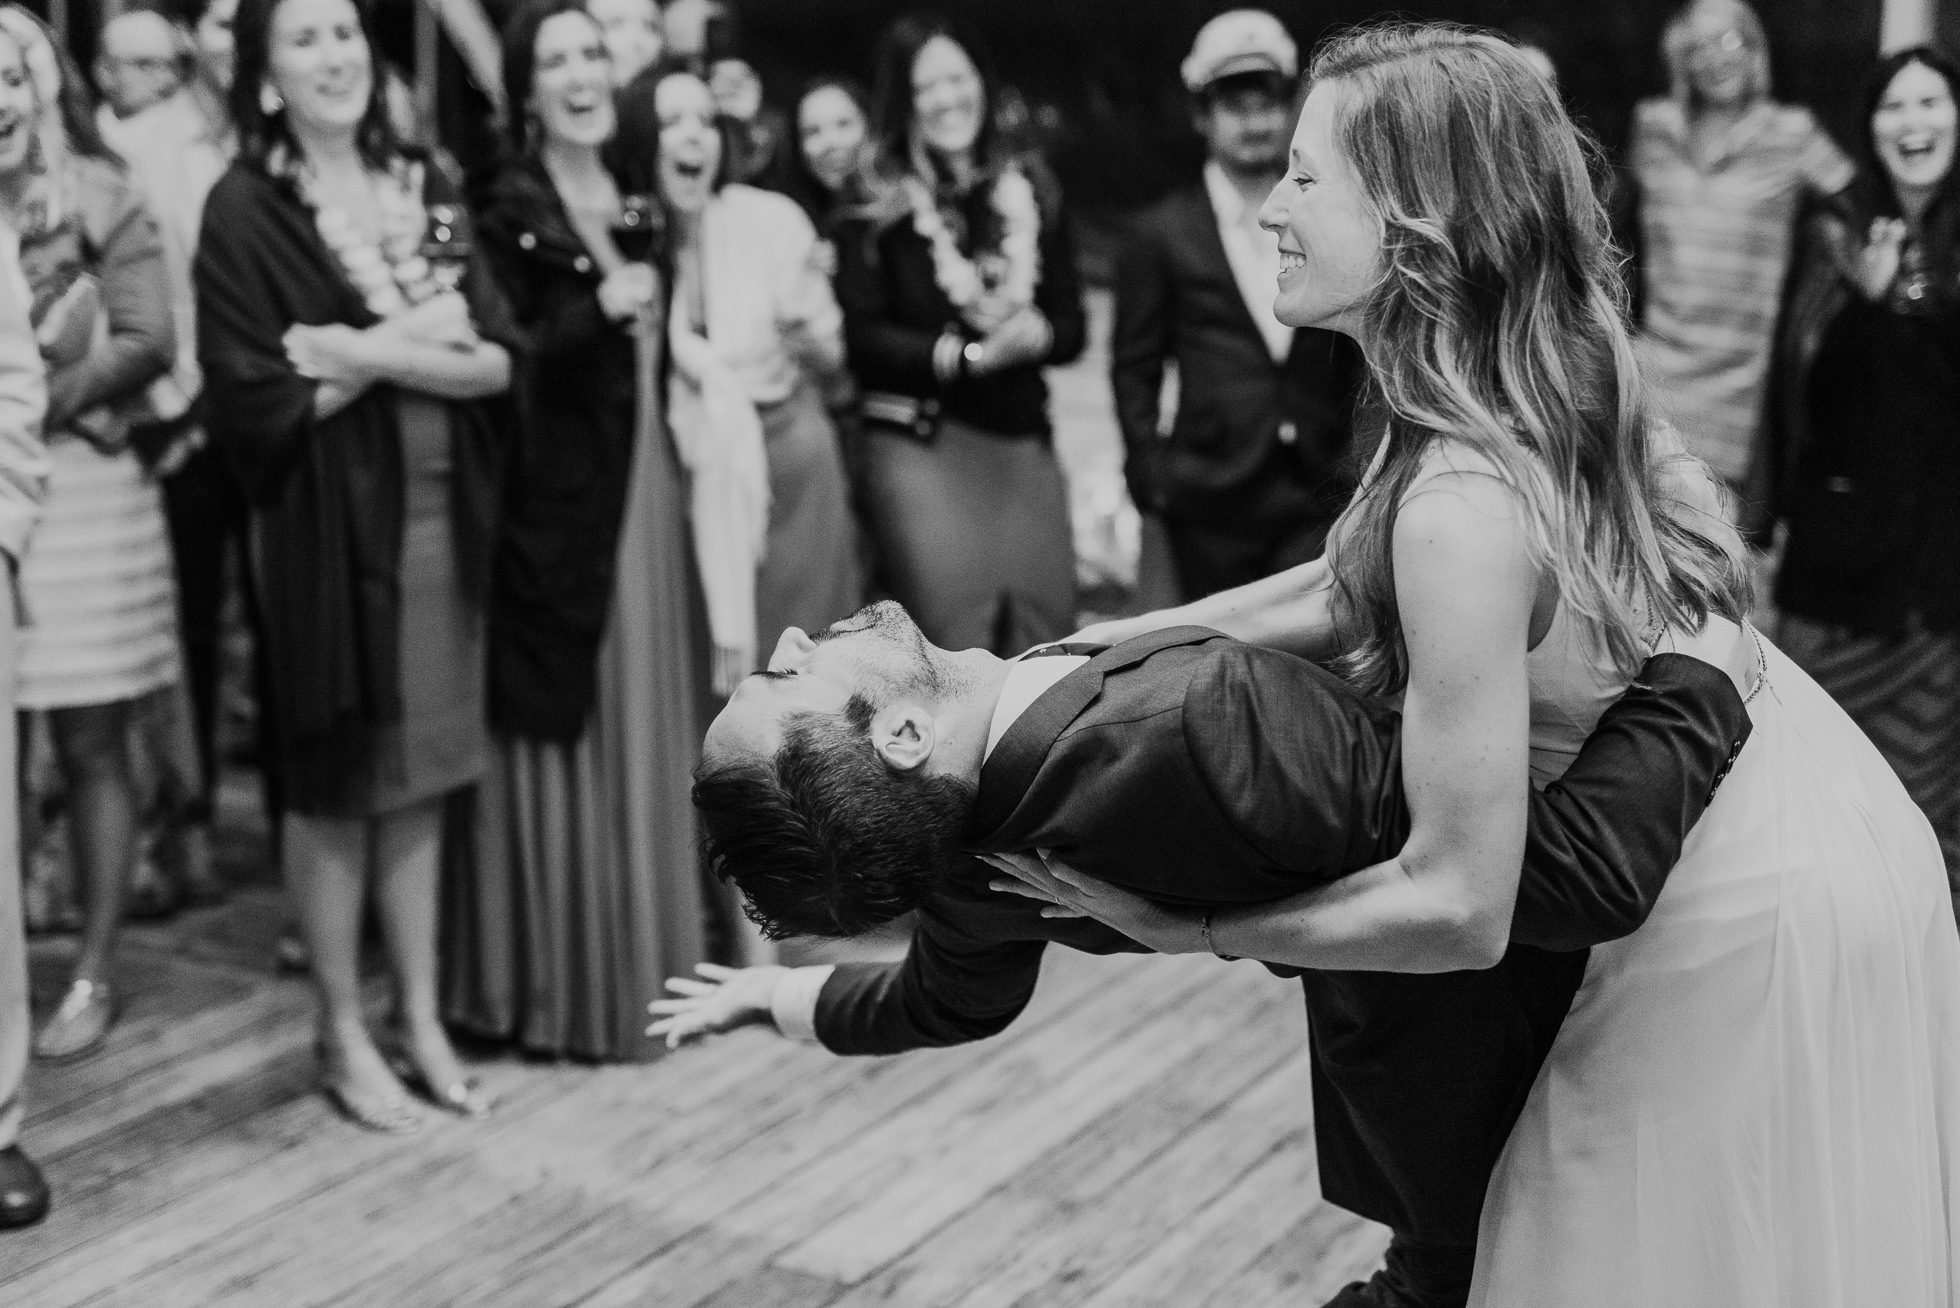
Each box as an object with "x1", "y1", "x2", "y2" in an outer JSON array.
[{"x1": 666, "y1": 602, "x2": 1750, "y2": 1308}]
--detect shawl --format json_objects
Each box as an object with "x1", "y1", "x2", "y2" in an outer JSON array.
[{"x1": 194, "y1": 157, "x2": 512, "y2": 766}]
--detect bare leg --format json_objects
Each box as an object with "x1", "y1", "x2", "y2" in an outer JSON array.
[
  {"x1": 47, "y1": 701, "x2": 138, "y2": 985},
  {"x1": 283, "y1": 811, "x2": 408, "y2": 1110},
  {"x1": 371, "y1": 796, "x2": 473, "y2": 1101}
]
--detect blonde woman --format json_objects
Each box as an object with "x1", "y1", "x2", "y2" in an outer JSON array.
[
  {"x1": 1008, "y1": 25, "x2": 1960, "y2": 1307},
  {"x1": 1631, "y1": 0, "x2": 1852, "y2": 501},
  {"x1": 0, "y1": 7, "x2": 178, "y2": 1064}
]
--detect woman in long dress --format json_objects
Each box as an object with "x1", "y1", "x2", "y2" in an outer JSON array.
[
  {"x1": 1773, "y1": 47, "x2": 1960, "y2": 910},
  {"x1": 654, "y1": 67, "x2": 861, "y2": 693},
  {"x1": 1017, "y1": 24, "x2": 1960, "y2": 1307},
  {"x1": 444, "y1": 0, "x2": 709, "y2": 1061}
]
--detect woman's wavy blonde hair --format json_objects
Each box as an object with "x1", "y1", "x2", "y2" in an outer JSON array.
[{"x1": 1314, "y1": 23, "x2": 1751, "y2": 695}]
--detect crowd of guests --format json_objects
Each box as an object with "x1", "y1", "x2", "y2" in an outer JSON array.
[{"x1": 0, "y1": 0, "x2": 1953, "y2": 1233}]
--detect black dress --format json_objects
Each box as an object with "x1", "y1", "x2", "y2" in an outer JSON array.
[{"x1": 195, "y1": 156, "x2": 513, "y2": 817}]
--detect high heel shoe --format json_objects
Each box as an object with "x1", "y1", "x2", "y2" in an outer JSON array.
[
  {"x1": 380, "y1": 1028, "x2": 495, "y2": 1120},
  {"x1": 315, "y1": 1041, "x2": 424, "y2": 1135}
]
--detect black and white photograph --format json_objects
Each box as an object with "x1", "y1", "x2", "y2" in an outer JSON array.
[{"x1": 0, "y1": 0, "x2": 1957, "y2": 1303}]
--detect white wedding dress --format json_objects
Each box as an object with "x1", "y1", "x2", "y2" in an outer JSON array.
[{"x1": 1471, "y1": 615, "x2": 1960, "y2": 1306}]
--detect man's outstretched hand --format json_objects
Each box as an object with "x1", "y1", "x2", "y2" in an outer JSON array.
[{"x1": 645, "y1": 963, "x2": 788, "y2": 1049}]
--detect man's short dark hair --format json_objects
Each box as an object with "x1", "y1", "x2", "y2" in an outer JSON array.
[{"x1": 693, "y1": 694, "x2": 977, "y2": 940}]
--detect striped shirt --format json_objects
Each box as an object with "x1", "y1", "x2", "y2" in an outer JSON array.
[{"x1": 1633, "y1": 98, "x2": 1853, "y2": 484}]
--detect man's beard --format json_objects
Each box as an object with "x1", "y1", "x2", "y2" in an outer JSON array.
[{"x1": 815, "y1": 601, "x2": 964, "y2": 701}]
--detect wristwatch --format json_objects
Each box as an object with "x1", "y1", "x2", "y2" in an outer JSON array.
[{"x1": 962, "y1": 339, "x2": 986, "y2": 374}]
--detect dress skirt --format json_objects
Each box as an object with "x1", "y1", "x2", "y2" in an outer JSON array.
[
  {"x1": 754, "y1": 380, "x2": 861, "y2": 651},
  {"x1": 859, "y1": 416, "x2": 1075, "y2": 656},
  {"x1": 1778, "y1": 614, "x2": 1960, "y2": 886},
  {"x1": 442, "y1": 360, "x2": 711, "y2": 1061},
  {"x1": 278, "y1": 395, "x2": 486, "y2": 817},
  {"x1": 16, "y1": 438, "x2": 179, "y2": 710},
  {"x1": 1471, "y1": 635, "x2": 1960, "y2": 1307}
]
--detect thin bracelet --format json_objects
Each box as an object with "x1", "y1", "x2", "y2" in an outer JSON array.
[{"x1": 1200, "y1": 908, "x2": 1239, "y2": 961}]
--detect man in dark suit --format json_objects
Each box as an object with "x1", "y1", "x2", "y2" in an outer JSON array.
[
  {"x1": 1112, "y1": 10, "x2": 1366, "y2": 601},
  {"x1": 662, "y1": 602, "x2": 1751, "y2": 1308}
]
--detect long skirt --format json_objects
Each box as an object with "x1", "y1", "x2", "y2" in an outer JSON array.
[
  {"x1": 858, "y1": 416, "x2": 1075, "y2": 656},
  {"x1": 441, "y1": 373, "x2": 711, "y2": 1061},
  {"x1": 1472, "y1": 634, "x2": 1960, "y2": 1306},
  {"x1": 753, "y1": 381, "x2": 862, "y2": 654}
]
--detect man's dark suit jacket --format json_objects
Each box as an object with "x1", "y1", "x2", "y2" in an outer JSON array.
[
  {"x1": 811, "y1": 629, "x2": 1751, "y2": 1246},
  {"x1": 1111, "y1": 182, "x2": 1366, "y2": 531}
]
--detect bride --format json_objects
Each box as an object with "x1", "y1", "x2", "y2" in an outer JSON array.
[{"x1": 1016, "y1": 23, "x2": 1960, "y2": 1307}]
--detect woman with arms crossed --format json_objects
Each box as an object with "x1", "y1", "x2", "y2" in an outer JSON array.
[{"x1": 1000, "y1": 25, "x2": 1960, "y2": 1308}]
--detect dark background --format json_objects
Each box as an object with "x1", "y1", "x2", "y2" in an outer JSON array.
[
  {"x1": 33, "y1": 0, "x2": 1911, "y2": 219},
  {"x1": 728, "y1": 0, "x2": 1886, "y2": 215}
]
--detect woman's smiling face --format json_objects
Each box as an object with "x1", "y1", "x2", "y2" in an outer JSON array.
[
  {"x1": 1874, "y1": 59, "x2": 1958, "y2": 199},
  {"x1": 655, "y1": 71, "x2": 720, "y2": 213},
  {"x1": 0, "y1": 33, "x2": 35, "y2": 180},
  {"x1": 1257, "y1": 80, "x2": 1382, "y2": 337},
  {"x1": 910, "y1": 35, "x2": 983, "y2": 161},
  {"x1": 530, "y1": 11, "x2": 614, "y2": 150},
  {"x1": 798, "y1": 84, "x2": 865, "y2": 195},
  {"x1": 265, "y1": 0, "x2": 373, "y2": 139}
]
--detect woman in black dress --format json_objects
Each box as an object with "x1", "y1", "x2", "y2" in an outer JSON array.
[
  {"x1": 1774, "y1": 46, "x2": 1960, "y2": 914},
  {"x1": 195, "y1": 0, "x2": 513, "y2": 1130},
  {"x1": 834, "y1": 14, "x2": 1086, "y2": 654},
  {"x1": 441, "y1": 0, "x2": 711, "y2": 1061}
]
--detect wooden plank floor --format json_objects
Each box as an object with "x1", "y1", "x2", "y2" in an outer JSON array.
[{"x1": 5, "y1": 884, "x2": 1390, "y2": 1307}]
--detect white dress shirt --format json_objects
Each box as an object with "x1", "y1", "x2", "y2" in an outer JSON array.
[
  {"x1": 1202, "y1": 161, "x2": 1293, "y2": 365},
  {"x1": 770, "y1": 650, "x2": 1091, "y2": 1041}
]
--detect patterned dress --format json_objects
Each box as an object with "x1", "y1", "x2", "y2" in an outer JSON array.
[{"x1": 14, "y1": 157, "x2": 178, "y2": 711}]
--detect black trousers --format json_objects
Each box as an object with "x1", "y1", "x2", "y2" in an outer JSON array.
[
  {"x1": 1323, "y1": 1235, "x2": 1475, "y2": 1308},
  {"x1": 161, "y1": 442, "x2": 281, "y2": 824},
  {"x1": 1164, "y1": 509, "x2": 1337, "y2": 603}
]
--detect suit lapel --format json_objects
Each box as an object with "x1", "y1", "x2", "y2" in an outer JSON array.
[
  {"x1": 967, "y1": 626, "x2": 1226, "y2": 848},
  {"x1": 1178, "y1": 186, "x2": 1272, "y2": 348}
]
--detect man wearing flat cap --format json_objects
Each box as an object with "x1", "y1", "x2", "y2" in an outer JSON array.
[{"x1": 1111, "y1": 9, "x2": 1365, "y2": 602}]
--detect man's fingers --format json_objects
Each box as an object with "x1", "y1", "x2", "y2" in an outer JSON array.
[
  {"x1": 695, "y1": 962, "x2": 738, "y2": 980},
  {"x1": 646, "y1": 998, "x2": 699, "y2": 1015},
  {"x1": 665, "y1": 977, "x2": 717, "y2": 997}
]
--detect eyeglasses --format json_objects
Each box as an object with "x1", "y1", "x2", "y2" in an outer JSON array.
[
  {"x1": 101, "y1": 55, "x2": 178, "y2": 75},
  {"x1": 1692, "y1": 28, "x2": 1749, "y2": 58}
]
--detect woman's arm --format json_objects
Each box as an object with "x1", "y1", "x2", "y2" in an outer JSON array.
[
  {"x1": 1207, "y1": 473, "x2": 1537, "y2": 971},
  {"x1": 46, "y1": 175, "x2": 176, "y2": 429},
  {"x1": 1078, "y1": 554, "x2": 1342, "y2": 660},
  {"x1": 1028, "y1": 470, "x2": 1539, "y2": 973}
]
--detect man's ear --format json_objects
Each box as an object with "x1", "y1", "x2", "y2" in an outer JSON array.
[{"x1": 870, "y1": 702, "x2": 935, "y2": 773}]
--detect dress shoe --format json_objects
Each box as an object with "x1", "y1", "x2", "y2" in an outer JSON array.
[
  {"x1": 0, "y1": 1145, "x2": 49, "y2": 1229},
  {"x1": 33, "y1": 978, "x2": 116, "y2": 1063}
]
